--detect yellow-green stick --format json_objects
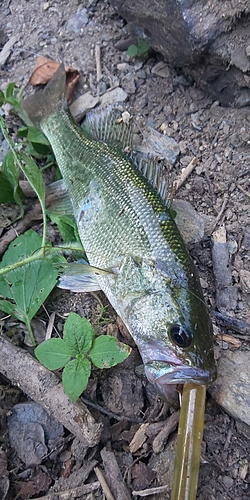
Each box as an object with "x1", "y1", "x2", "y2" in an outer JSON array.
[{"x1": 171, "y1": 383, "x2": 206, "y2": 500}]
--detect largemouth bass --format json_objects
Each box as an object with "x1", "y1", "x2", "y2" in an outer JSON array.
[{"x1": 23, "y1": 64, "x2": 216, "y2": 399}]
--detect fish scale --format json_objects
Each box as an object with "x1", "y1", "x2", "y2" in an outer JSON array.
[{"x1": 22, "y1": 64, "x2": 216, "y2": 400}]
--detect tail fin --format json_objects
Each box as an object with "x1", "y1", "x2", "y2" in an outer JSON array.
[{"x1": 22, "y1": 63, "x2": 67, "y2": 128}]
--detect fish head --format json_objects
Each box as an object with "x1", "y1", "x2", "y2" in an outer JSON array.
[{"x1": 127, "y1": 277, "x2": 216, "y2": 400}]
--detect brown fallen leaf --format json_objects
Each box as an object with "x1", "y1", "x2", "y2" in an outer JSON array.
[
  {"x1": 217, "y1": 333, "x2": 241, "y2": 349},
  {"x1": 28, "y1": 56, "x2": 80, "y2": 101}
]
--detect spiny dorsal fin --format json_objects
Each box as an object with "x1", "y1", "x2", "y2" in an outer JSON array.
[
  {"x1": 84, "y1": 105, "x2": 172, "y2": 207},
  {"x1": 84, "y1": 104, "x2": 133, "y2": 151},
  {"x1": 132, "y1": 150, "x2": 172, "y2": 208}
]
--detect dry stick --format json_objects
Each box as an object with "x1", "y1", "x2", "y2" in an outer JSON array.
[
  {"x1": 31, "y1": 481, "x2": 100, "y2": 500},
  {"x1": 95, "y1": 43, "x2": 102, "y2": 97},
  {"x1": 132, "y1": 485, "x2": 169, "y2": 497},
  {"x1": 173, "y1": 157, "x2": 198, "y2": 192},
  {"x1": 0, "y1": 335, "x2": 102, "y2": 447},
  {"x1": 208, "y1": 195, "x2": 228, "y2": 235},
  {"x1": 94, "y1": 466, "x2": 116, "y2": 500},
  {"x1": 100, "y1": 447, "x2": 132, "y2": 500}
]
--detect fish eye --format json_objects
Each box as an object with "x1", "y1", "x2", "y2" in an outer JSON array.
[{"x1": 169, "y1": 324, "x2": 193, "y2": 348}]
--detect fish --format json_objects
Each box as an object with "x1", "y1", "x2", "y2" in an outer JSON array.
[{"x1": 22, "y1": 64, "x2": 216, "y2": 400}]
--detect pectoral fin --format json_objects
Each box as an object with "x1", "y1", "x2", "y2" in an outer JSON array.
[{"x1": 57, "y1": 260, "x2": 115, "y2": 293}]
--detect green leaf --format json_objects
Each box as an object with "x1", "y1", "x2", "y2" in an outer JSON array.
[
  {"x1": 62, "y1": 358, "x2": 91, "y2": 402},
  {"x1": 49, "y1": 213, "x2": 81, "y2": 243},
  {"x1": 90, "y1": 335, "x2": 130, "y2": 369},
  {"x1": 35, "y1": 338, "x2": 72, "y2": 369},
  {"x1": 2, "y1": 151, "x2": 24, "y2": 216},
  {"x1": 63, "y1": 312, "x2": 94, "y2": 357},
  {"x1": 127, "y1": 44, "x2": 138, "y2": 58},
  {"x1": 0, "y1": 173, "x2": 15, "y2": 203},
  {"x1": 0, "y1": 89, "x2": 4, "y2": 107},
  {"x1": 0, "y1": 230, "x2": 58, "y2": 328},
  {"x1": 5, "y1": 82, "x2": 16, "y2": 99},
  {"x1": 19, "y1": 152, "x2": 45, "y2": 206},
  {"x1": 27, "y1": 127, "x2": 52, "y2": 155},
  {"x1": 17, "y1": 126, "x2": 29, "y2": 138}
]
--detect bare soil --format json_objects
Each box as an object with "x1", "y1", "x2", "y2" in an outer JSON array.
[{"x1": 0, "y1": 1, "x2": 250, "y2": 499}]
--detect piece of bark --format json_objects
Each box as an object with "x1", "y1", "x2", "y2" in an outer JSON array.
[
  {"x1": 100, "y1": 447, "x2": 132, "y2": 500},
  {"x1": 152, "y1": 410, "x2": 180, "y2": 454},
  {"x1": 212, "y1": 226, "x2": 238, "y2": 312},
  {"x1": 0, "y1": 336, "x2": 102, "y2": 447}
]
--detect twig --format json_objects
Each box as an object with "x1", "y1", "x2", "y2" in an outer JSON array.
[
  {"x1": 173, "y1": 157, "x2": 198, "y2": 191},
  {"x1": 94, "y1": 466, "x2": 115, "y2": 500},
  {"x1": 132, "y1": 485, "x2": 169, "y2": 497},
  {"x1": 95, "y1": 43, "x2": 101, "y2": 97},
  {"x1": 31, "y1": 481, "x2": 100, "y2": 499},
  {"x1": 0, "y1": 335, "x2": 102, "y2": 446},
  {"x1": 212, "y1": 311, "x2": 250, "y2": 335},
  {"x1": 81, "y1": 396, "x2": 142, "y2": 424},
  {"x1": 237, "y1": 183, "x2": 250, "y2": 198},
  {"x1": 45, "y1": 311, "x2": 56, "y2": 340},
  {"x1": 101, "y1": 447, "x2": 132, "y2": 500},
  {"x1": 208, "y1": 195, "x2": 228, "y2": 235}
]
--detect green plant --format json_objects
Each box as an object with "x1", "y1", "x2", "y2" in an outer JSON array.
[
  {"x1": 35, "y1": 312, "x2": 130, "y2": 401},
  {"x1": 127, "y1": 38, "x2": 151, "y2": 58}
]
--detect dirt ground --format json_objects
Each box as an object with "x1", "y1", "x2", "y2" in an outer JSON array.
[{"x1": 0, "y1": 0, "x2": 250, "y2": 499}]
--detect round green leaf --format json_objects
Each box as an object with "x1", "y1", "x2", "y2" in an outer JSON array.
[
  {"x1": 62, "y1": 358, "x2": 91, "y2": 402},
  {"x1": 90, "y1": 335, "x2": 130, "y2": 369},
  {"x1": 35, "y1": 338, "x2": 71, "y2": 370}
]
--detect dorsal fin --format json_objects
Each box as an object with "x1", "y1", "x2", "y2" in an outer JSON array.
[
  {"x1": 84, "y1": 104, "x2": 133, "y2": 151},
  {"x1": 132, "y1": 150, "x2": 171, "y2": 208},
  {"x1": 84, "y1": 105, "x2": 173, "y2": 208}
]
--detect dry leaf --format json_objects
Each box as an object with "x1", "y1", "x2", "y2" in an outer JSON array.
[
  {"x1": 28, "y1": 56, "x2": 80, "y2": 101},
  {"x1": 217, "y1": 333, "x2": 241, "y2": 349}
]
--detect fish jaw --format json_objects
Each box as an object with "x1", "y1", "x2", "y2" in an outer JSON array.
[{"x1": 139, "y1": 338, "x2": 216, "y2": 400}]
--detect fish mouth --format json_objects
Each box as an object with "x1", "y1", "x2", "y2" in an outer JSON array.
[
  {"x1": 139, "y1": 339, "x2": 216, "y2": 388},
  {"x1": 145, "y1": 361, "x2": 214, "y2": 386}
]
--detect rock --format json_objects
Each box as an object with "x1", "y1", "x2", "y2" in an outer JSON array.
[
  {"x1": 99, "y1": 86, "x2": 128, "y2": 106},
  {"x1": 138, "y1": 126, "x2": 180, "y2": 167},
  {"x1": 110, "y1": 0, "x2": 250, "y2": 106},
  {"x1": 172, "y1": 199, "x2": 205, "y2": 245},
  {"x1": 66, "y1": 8, "x2": 88, "y2": 34},
  {"x1": 120, "y1": 72, "x2": 136, "y2": 94},
  {"x1": 151, "y1": 61, "x2": 171, "y2": 78},
  {"x1": 70, "y1": 92, "x2": 100, "y2": 122},
  {"x1": 209, "y1": 350, "x2": 250, "y2": 428},
  {"x1": 8, "y1": 402, "x2": 64, "y2": 466}
]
